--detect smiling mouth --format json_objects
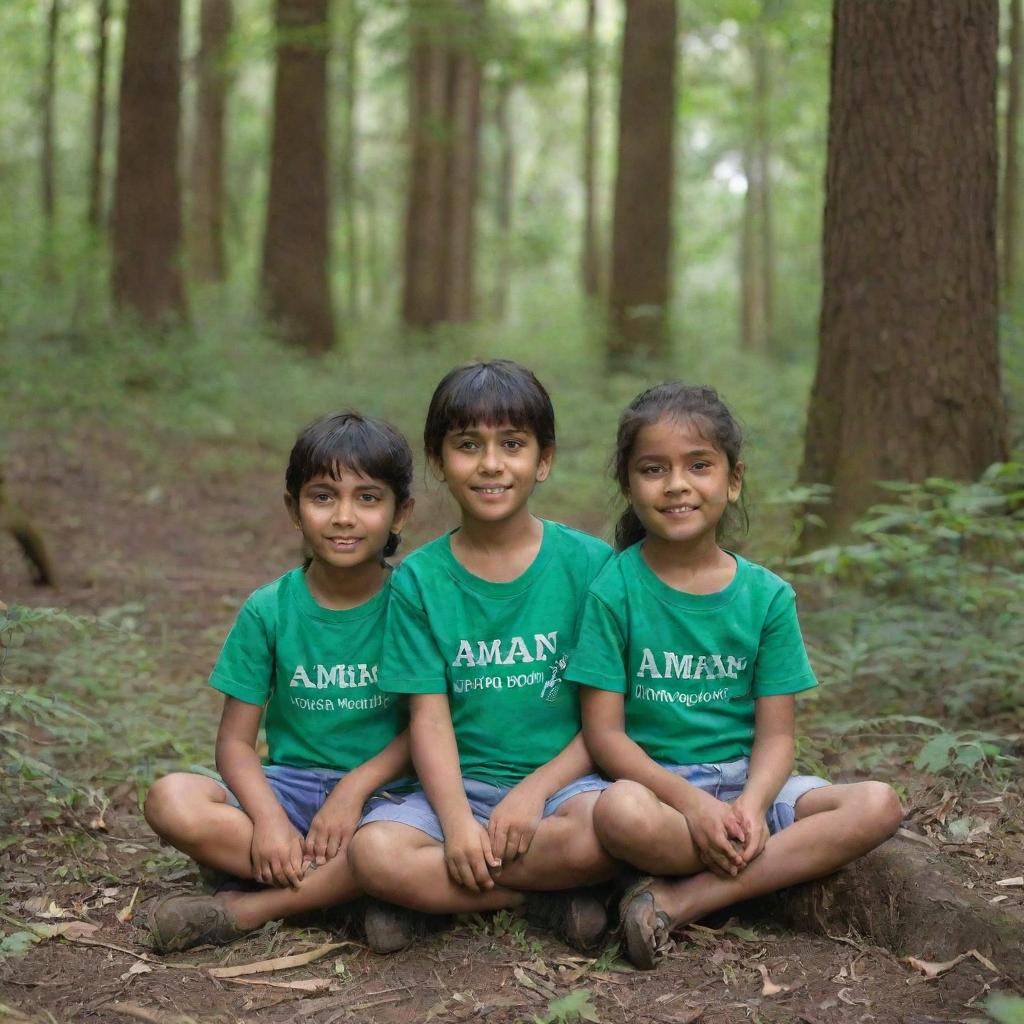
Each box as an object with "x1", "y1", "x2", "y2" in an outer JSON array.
[
  {"x1": 660, "y1": 505, "x2": 698, "y2": 515},
  {"x1": 472, "y1": 486, "x2": 511, "y2": 494},
  {"x1": 327, "y1": 537, "x2": 362, "y2": 547}
]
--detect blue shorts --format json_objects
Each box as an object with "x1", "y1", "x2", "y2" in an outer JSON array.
[
  {"x1": 359, "y1": 774, "x2": 611, "y2": 844},
  {"x1": 662, "y1": 757, "x2": 829, "y2": 833},
  {"x1": 203, "y1": 764, "x2": 401, "y2": 835}
]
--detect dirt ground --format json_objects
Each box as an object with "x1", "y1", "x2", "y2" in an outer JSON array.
[{"x1": 1, "y1": 430, "x2": 1022, "y2": 1024}]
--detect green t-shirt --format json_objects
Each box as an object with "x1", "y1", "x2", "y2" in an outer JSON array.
[
  {"x1": 209, "y1": 568, "x2": 406, "y2": 771},
  {"x1": 564, "y1": 544, "x2": 817, "y2": 765},
  {"x1": 379, "y1": 520, "x2": 613, "y2": 787}
]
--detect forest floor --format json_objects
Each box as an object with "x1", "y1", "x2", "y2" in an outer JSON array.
[{"x1": 1, "y1": 428, "x2": 1022, "y2": 1024}]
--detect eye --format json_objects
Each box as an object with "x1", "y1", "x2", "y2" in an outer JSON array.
[
  {"x1": 310, "y1": 492, "x2": 332, "y2": 503},
  {"x1": 690, "y1": 461, "x2": 711, "y2": 472},
  {"x1": 503, "y1": 438, "x2": 525, "y2": 450},
  {"x1": 456, "y1": 439, "x2": 478, "y2": 451},
  {"x1": 639, "y1": 464, "x2": 664, "y2": 475},
  {"x1": 358, "y1": 493, "x2": 381, "y2": 503}
]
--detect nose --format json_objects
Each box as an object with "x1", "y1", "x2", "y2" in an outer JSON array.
[
  {"x1": 332, "y1": 498, "x2": 357, "y2": 526},
  {"x1": 480, "y1": 442, "x2": 503, "y2": 474},
  {"x1": 664, "y1": 467, "x2": 690, "y2": 494}
]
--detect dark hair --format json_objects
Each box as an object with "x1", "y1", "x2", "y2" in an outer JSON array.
[
  {"x1": 286, "y1": 412, "x2": 413, "y2": 558},
  {"x1": 613, "y1": 382, "x2": 747, "y2": 550},
  {"x1": 423, "y1": 360, "x2": 556, "y2": 462}
]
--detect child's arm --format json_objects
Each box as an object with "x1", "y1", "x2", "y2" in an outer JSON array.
[
  {"x1": 731, "y1": 694, "x2": 795, "y2": 864},
  {"x1": 303, "y1": 730, "x2": 411, "y2": 867},
  {"x1": 487, "y1": 732, "x2": 592, "y2": 864},
  {"x1": 410, "y1": 693, "x2": 501, "y2": 892},
  {"x1": 215, "y1": 696, "x2": 306, "y2": 890},
  {"x1": 581, "y1": 687, "x2": 747, "y2": 877}
]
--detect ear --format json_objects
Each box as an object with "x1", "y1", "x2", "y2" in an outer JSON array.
[
  {"x1": 728, "y1": 462, "x2": 744, "y2": 504},
  {"x1": 284, "y1": 492, "x2": 302, "y2": 529},
  {"x1": 427, "y1": 455, "x2": 446, "y2": 483},
  {"x1": 391, "y1": 497, "x2": 415, "y2": 537},
  {"x1": 535, "y1": 445, "x2": 555, "y2": 483}
]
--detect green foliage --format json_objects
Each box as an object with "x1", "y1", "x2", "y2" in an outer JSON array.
[
  {"x1": 532, "y1": 988, "x2": 599, "y2": 1024},
  {"x1": 989, "y1": 994, "x2": 1024, "y2": 1024},
  {"x1": 0, "y1": 930, "x2": 41, "y2": 960}
]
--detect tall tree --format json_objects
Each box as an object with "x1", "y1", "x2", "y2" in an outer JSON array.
[
  {"x1": 800, "y1": 0, "x2": 1007, "y2": 547},
  {"x1": 739, "y1": 2, "x2": 775, "y2": 351},
  {"x1": 1002, "y1": 0, "x2": 1022, "y2": 298},
  {"x1": 261, "y1": 0, "x2": 336, "y2": 351},
  {"x1": 402, "y1": 0, "x2": 485, "y2": 328},
  {"x1": 112, "y1": 0, "x2": 187, "y2": 322},
  {"x1": 87, "y1": 0, "x2": 110, "y2": 229},
  {"x1": 339, "y1": 2, "x2": 365, "y2": 318},
  {"x1": 41, "y1": 0, "x2": 60, "y2": 224},
  {"x1": 189, "y1": 0, "x2": 233, "y2": 283},
  {"x1": 492, "y1": 75, "x2": 514, "y2": 317},
  {"x1": 608, "y1": 0, "x2": 677, "y2": 361},
  {"x1": 581, "y1": 0, "x2": 602, "y2": 299}
]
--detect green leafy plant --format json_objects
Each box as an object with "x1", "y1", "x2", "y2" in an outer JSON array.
[{"x1": 532, "y1": 988, "x2": 600, "y2": 1024}]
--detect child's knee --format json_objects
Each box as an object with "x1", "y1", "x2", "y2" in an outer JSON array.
[
  {"x1": 593, "y1": 781, "x2": 659, "y2": 857},
  {"x1": 144, "y1": 773, "x2": 211, "y2": 840},
  {"x1": 348, "y1": 824, "x2": 414, "y2": 898},
  {"x1": 860, "y1": 781, "x2": 903, "y2": 839}
]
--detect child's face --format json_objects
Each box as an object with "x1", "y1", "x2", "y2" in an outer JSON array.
[
  {"x1": 626, "y1": 416, "x2": 742, "y2": 550},
  {"x1": 435, "y1": 421, "x2": 553, "y2": 527},
  {"x1": 286, "y1": 467, "x2": 410, "y2": 571}
]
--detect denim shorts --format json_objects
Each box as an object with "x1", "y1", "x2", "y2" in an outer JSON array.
[
  {"x1": 358, "y1": 773, "x2": 611, "y2": 844},
  {"x1": 664, "y1": 757, "x2": 829, "y2": 834},
  {"x1": 202, "y1": 764, "x2": 401, "y2": 835}
]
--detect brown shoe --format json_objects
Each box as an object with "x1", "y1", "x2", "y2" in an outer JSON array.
[
  {"x1": 617, "y1": 877, "x2": 672, "y2": 970},
  {"x1": 523, "y1": 890, "x2": 608, "y2": 953},
  {"x1": 149, "y1": 894, "x2": 252, "y2": 953}
]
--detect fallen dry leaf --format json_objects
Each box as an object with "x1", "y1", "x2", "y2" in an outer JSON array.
[
  {"x1": 220, "y1": 977, "x2": 332, "y2": 993},
  {"x1": 837, "y1": 987, "x2": 869, "y2": 1006},
  {"x1": 905, "y1": 949, "x2": 1000, "y2": 981},
  {"x1": 755, "y1": 963, "x2": 788, "y2": 996},
  {"x1": 207, "y1": 940, "x2": 359, "y2": 978},
  {"x1": 24, "y1": 898, "x2": 70, "y2": 920},
  {"x1": 989, "y1": 895, "x2": 1009, "y2": 904},
  {"x1": 120, "y1": 961, "x2": 153, "y2": 981},
  {"x1": 996, "y1": 876, "x2": 1023, "y2": 887}
]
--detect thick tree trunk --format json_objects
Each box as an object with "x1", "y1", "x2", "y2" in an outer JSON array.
[
  {"x1": 581, "y1": 0, "x2": 601, "y2": 299},
  {"x1": 261, "y1": 0, "x2": 336, "y2": 352},
  {"x1": 748, "y1": 837, "x2": 1024, "y2": 982},
  {"x1": 87, "y1": 0, "x2": 110, "y2": 230},
  {"x1": 608, "y1": 0, "x2": 677, "y2": 363},
  {"x1": 401, "y1": 0, "x2": 484, "y2": 328},
  {"x1": 492, "y1": 77, "x2": 513, "y2": 319},
  {"x1": 339, "y1": 3, "x2": 364, "y2": 319},
  {"x1": 799, "y1": 1, "x2": 1006, "y2": 547},
  {"x1": 41, "y1": 0, "x2": 59, "y2": 223},
  {"x1": 1002, "y1": 0, "x2": 1022, "y2": 297},
  {"x1": 112, "y1": 0, "x2": 188, "y2": 323},
  {"x1": 189, "y1": 0, "x2": 233, "y2": 283},
  {"x1": 739, "y1": 144, "x2": 768, "y2": 352}
]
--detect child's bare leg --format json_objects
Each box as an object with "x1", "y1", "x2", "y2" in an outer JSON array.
[
  {"x1": 348, "y1": 822, "x2": 524, "y2": 913},
  {"x1": 591, "y1": 781, "x2": 704, "y2": 877},
  {"x1": 145, "y1": 772, "x2": 262, "y2": 879},
  {"x1": 641, "y1": 782, "x2": 902, "y2": 927},
  {"x1": 493, "y1": 792, "x2": 620, "y2": 891}
]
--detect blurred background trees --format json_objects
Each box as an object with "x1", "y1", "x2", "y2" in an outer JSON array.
[{"x1": 1, "y1": 0, "x2": 1020, "y2": 544}]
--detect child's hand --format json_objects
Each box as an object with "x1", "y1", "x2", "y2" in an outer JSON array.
[
  {"x1": 304, "y1": 791, "x2": 364, "y2": 866},
  {"x1": 730, "y1": 795, "x2": 770, "y2": 866},
  {"x1": 443, "y1": 814, "x2": 501, "y2": 892},
  {"x1": 684, "y1": 791, "x2": 748, "y2": 877},
  {"x1": 250, "y1": 814, "x2": 307, "y2": 889},
  {"x1": 488, "y1": 781, "x2": 545, "y2": 864}
]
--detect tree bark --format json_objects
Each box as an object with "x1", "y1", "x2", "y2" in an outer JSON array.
[
  {"x1": 261, "y1": 0, "x2": 336, "y2": 352},
  {"x1": 401, "y1": 0, "x2": 484, "y2": 328},
  {"x1": 799, "y1": 0, "x2": 1006, "y2": 547},
  {"x1": 608, "y1": 0, "x2": 677, "y2": 363},
  {"x1": 189, "y1": 0, "x2": 233, "y2": 283},
  {"x1": 739, "y1": 143, "x2": 768, "y2": 351},
  {"x1": 41, "y1": 0, "x2": 59, "y2": 224},
  {"x1": 492, "y1": 77, "x2": 514, "y2": 319},
  {"x1": 112, "y1": 0, "x2": 188, "y2": 323},
  {"x1": 1002, "y1": 0, "x2": 1022, "y2": 297},
  {"x1": 581, "y1": 0, "x2": 602, "y2": 299},
  {"x1": 339, "y1": 3, "x2": 364, "y2": 319},
  {"x1": 87, "y1": 0, "x2": 110, "y2": 230}
]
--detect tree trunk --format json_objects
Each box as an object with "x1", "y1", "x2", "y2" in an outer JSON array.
[
  {"x1": 799, "y1": 1, "x2": 1006, "y2": 547},
  {"x1": 581, "y1": 0, "x2": 601, "y2": 299},
  {"x1": 261, "y1": 0, "x2": 336, "y2": 352},
  {"x1": 41, "y1": 0, "x2": 59, "y2": 224},
  {"x1": 189, "y1": 0, "x2": 233, "y2": 284},
  {"x1": 747, "y1": 837, "x2": 1024, "y2": 982},
  {"x1": 339, "y1": 2, "x2": 364, "y2": 319},
  {"x1": 87, "y1": 0, "x2": 110, "y2": 230},
  {"x1": 112, "y1": 0, "x2": 188, "y2": 323},
  {"x1": 492, "y1": 77, "x2": 513, "y2": 318},
  {"x1": 1002, "y1": 0, "x2": 1022, "y2": 298},
  {"x1": 739, "y1": 8, "x2": 774, "y2": 351},
  {"x1": 401, "y1": 0, "x2": 484, "y2": 329},
  {"x1": 608, "y1": 0, "x2": 677, "y2": 363}
]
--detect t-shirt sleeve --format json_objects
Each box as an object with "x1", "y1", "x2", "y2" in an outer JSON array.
[
  {"x1": 379, "y1": 572, "x2": 449, "y2": 694},
  {"x1": 209, "y1": 599, "x2": 273, "y2": 706},
  {"x1": 564, "y1": 592, "x2": 629, "y2": 693},
  {"x1": 752, "y1": 585, "x2": 818, "y2": 697}
]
